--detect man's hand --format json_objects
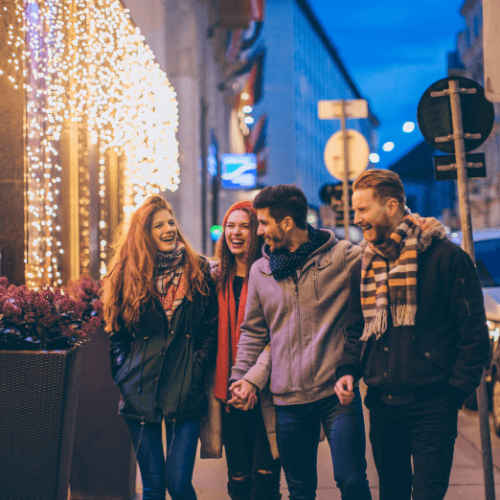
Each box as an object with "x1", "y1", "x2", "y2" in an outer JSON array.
[
  {"x1": 228, "y1": 379, "x2": 258, "y2": 410},
  {"x1": 335, "y1": 375, "x2": 355, "y2": 405}
]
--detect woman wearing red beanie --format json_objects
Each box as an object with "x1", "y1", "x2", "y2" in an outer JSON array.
[{"x1": 211, "y1": 201, "x2": 282, "y2": 500}]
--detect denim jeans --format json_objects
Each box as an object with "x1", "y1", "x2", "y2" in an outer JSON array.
[
  {"x1": 126, "y1": 418, "x2": 200, "y2": 500},
  {"x1": 221, "y1": 402, "x2": 282, "y2": 500},
  {"x1": 275, "y1": 389, "x2": 371, "y2": 500},
  {"x1": 365, "y1": 390, "x2": 458, "y2": 500}
]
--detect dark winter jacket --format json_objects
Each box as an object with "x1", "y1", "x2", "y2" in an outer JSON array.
[
  {"x1": 109, "y1": 258, "x2": 218, "y2": 424},
  {"x1": 336, "y1": 238, "x2": 490, "y2": 409}
]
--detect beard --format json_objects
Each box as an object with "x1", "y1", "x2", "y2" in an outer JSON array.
[
  {"x1": 370, "y1": 213, "x2": 395, "y2": 246},
  {"x1": 269, "y1": 227, "x2": 293, "y2": 253}
]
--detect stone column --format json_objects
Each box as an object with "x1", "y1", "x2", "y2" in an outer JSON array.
[{"x1": 163, "y1": 0, "x2": 203, "y2": 251}]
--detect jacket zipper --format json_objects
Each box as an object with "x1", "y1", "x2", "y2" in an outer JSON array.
[
  {"x1": 292, "y1": 276, "x2": 309, "y2": 402},
  {"x1": 312, "y1": 271, "x2": 319, "y2": 300},
  {"x1": 153, "y1": 335, "x2": 167, "y2": 404},
  {"x1": 175, "y1": 335, "x2": 192, "y2": 414}
]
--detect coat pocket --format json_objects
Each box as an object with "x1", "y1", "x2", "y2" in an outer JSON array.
[{"x1": 413, "y1": 331, "x2": 451, "y2": 370}]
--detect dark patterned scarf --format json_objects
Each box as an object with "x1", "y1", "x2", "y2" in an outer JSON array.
[
  {"x1": 268, "y1": 225, "x2": 323, "y2": 281},
  {"x1": 154, "y1": 243, "x2": 186, "y2": 322}
]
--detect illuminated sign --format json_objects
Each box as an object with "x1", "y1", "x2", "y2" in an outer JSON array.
[{"x1": 221, "y1": 154, "x2": 257, "y2": 189}]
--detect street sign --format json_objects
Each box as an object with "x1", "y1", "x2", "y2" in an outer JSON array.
[
  {"x1": 483, "y1": 0, "x2": 500, "y2": 102},
  {"x1": 324, "y1": 130, "x2": 369, "y2": 181},
  {"x1": 417, "y1": 76, "x2": 495, "y2": 154},
  {"x1": 221, "y1": 154, "x2": 257, "y2": 189},
  {"x1": 318, "y1": 99, "x2": 368, "y2": 120},
  {"x1": 433, "y1": 153, "x2": 486, "y2": 181}
]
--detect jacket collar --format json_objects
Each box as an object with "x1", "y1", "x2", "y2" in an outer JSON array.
[{"x1": 257, "y1": 229, "x2": 338, "y2": 276}]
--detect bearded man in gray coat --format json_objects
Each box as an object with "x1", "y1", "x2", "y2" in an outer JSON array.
[{"x1": 229, "y1": 185, "x2": 371, "y2": 500}]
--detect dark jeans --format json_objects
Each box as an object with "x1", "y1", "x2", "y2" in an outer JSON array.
[
  {"x1": 221, "y1": 403, "x2": 282, "y2": 500},
  {"x1": 275, "y1": 389, "x2": 371, "y2": 500},
  {"x1": 365, "y1": 391, "x2": 459, "y2": 500},
  {"x1": 126, "y1": 418, "x2": 200, "y2": 500}
]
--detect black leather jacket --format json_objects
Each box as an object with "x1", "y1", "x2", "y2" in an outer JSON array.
[{"x1": 109, "y1": 258, "x2": 218, "y2": 423}]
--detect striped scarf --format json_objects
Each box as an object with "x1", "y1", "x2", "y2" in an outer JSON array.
[
  {"x1": 360, "y1": 212, "x2": 446, "y2": 341},
  {"x1": 154, "y1": 243, "x2": 187, "y2": 322}
]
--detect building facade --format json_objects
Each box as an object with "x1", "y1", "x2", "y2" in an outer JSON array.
[
  {"x1": 449, "y1": 0, "x2": 500, "y2": 229},
  {"x1": 250, "y1": 0, "x2": 379, "y2": 211}
]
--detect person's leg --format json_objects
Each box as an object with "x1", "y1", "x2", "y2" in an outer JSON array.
[
  {"x1": 251, "y1": 406, "x2": 282, "y2": 500},
  {"x1": 275, "y1": 403, "x2": 320, "y2": 500},
  {"x1": 164, "y1": 419, "x2": 200, "y2": 500},
  {"x1": 221, "y1": 404, "x2": 259, "y2": 500},
  {"x1": 125, "y1": 418, "x2": 166, "y2": 500},
  {"x1": 366, "y1": 395, "x2": 412, "y2": 500},
  {"x1": 319, "y1": 390, "x2": 372, "y2": 500},
  {"x1": 407, "y1": 396, "x2": 458, "y2": 500}
]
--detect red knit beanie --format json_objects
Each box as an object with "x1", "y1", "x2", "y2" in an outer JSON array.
[{"x1": 222, "y1": 201, "x2": 256, "y2": 227}]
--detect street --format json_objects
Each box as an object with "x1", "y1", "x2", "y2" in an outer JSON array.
[{"x1": 134, "y1": 386, "x2": 500, "y2": 499}]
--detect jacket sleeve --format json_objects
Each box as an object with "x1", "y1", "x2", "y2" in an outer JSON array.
[
  {"x1": 196, "y1": 261, "x2": 219, "y2": 377},
  {"x1": 230, "y1": 264, "x2": 270, "y2": 382},
  {"x1": 243, "y1": 342, "x2": 272, "y2": 390},
  {"x1": 336, "y1": 246, "x2": 365, "y2": 382},
  {"x1": 445, "y1": 245, "x2": 490, "y2": 406},
  {"x1": 109, "y1": 317, "x2": 134, "y2": 380}
]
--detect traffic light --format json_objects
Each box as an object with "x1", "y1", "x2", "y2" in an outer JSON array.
[
  {"x1": 319, "y1": 183, "x2": 354, "y2": 223},
  {"x1": 210, "y1": 225, "x2": 223, "y2": 242}
]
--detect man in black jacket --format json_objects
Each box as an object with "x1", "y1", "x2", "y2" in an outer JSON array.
[{"x1": 335, "y1": 169, "x2": 490, "y2": 500}]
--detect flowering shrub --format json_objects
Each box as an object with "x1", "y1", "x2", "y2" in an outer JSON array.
[
  {"x1": 65, "y1": 274, "x2": 103, "y2": 320},
  {"x1": 0, "y1": 277, "x2": 101, "y2": 350}
]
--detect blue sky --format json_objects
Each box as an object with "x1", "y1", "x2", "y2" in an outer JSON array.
[{"x1": 308, "y1": 0, "x2": 465, "y2": 169}]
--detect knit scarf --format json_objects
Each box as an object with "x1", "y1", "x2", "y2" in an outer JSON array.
[
  {"x1": 154, "y1": 243, "x2": 187, "y2": 322},
  {"x1": 213, "y1": 276, "x2": 249, "y2": 402},
  {"x1": 268, "y1": 224, "x2": 322, "y2": 281},
  {"x1": 360, "y1": 212, "x2": 446, "y2": 341}
]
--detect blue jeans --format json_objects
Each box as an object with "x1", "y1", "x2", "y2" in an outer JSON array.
[
  {"x1": 275, "y1": 389, "x2": 371, "y2": 500},
  {"x1": 126, "y1": 418, "x2": 200, "y2": 500}
]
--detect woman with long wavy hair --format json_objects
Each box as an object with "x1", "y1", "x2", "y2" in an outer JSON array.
[
  {"x1": 102, "y1": 195, "x2": 217, "y2": 500},
  {"x1": 211, "y1": 201, "x2": 282, "y2": 500}
]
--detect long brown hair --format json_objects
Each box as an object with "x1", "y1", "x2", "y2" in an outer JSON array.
[
  {"x1": 102, "y1": 195, "x2": 209, "y2": 332},
  {"x1": 214, "y1": 207, "x2": 263, "y2": 293}
]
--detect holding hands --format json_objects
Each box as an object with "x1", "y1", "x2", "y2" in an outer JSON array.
[
  {"x1": 228, "y1": 379, "x2": 258, "y2": 410},
  {"x1": 335, "y1": 375, "x2": 355, "y2": 405}
]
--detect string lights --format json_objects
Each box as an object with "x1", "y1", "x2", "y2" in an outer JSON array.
[{"x1": 0, "y1": 0, "x2": 180, "y2": 287}]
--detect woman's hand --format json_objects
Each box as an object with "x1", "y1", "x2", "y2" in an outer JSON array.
[{"x1": 228, "y1": 379, "x2": 258, "y2": 410}]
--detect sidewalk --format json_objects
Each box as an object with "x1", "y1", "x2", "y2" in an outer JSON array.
[{"x1": 135, "y1": 390, "x2": 500, "y2": 499}]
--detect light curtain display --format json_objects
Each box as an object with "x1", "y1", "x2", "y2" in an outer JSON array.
[{"x1": 0, "y1": 0, "x2": 179, "y2": 287}]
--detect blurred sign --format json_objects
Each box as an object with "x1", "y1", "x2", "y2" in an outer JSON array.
[
  {"x1": 483, "y1": 0, "x2": 500, "y2": 102},
  {"x1": 221, "y1": 154, "x2": 257, "y2": 189},
  {"x1": 318, "y1": 99, "x2": 368, "y2": 120},
  {"x1": 434, "y1": 153, "x2": 486, "y2": 180},
  {"x1": 417, "y1": 77, "x2": 494, "y2": 154},
  {"x1": 324, "y1": 130, "x2": 369, "y2": 181}
]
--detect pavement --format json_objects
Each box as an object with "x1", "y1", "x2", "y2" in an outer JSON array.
[{"x1": 135, "y1": 386, "x2": 500, "y2": 499}]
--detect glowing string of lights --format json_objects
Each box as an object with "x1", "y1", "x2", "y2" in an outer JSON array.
[{"x1": 0, "y1": 0, "x2": 179, "y2": 285}]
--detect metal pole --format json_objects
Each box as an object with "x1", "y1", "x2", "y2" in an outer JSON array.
[
  {"x1": 448, "y1": 79, "x2": 495, "y2": 500},
  {"x1": 340, "y1": 100, "x2": 350, "y2": 241}
]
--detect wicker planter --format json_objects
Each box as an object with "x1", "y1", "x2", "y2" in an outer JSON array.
[
  {"x1": 70, "y1": 325, "x2": 136, "y2": 500},
  {"x1": 0, "y1": 346, "x2": 83, "y2": 500}
]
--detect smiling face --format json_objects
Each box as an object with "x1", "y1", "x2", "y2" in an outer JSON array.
[
  {"x1": 257, "y1": 207, "x2": 290, "y2": 253},
  {"x1": 352, "y1": 188, "x2": 397, "y2": 245},
  {"x1": 150, "y1": 209, "x2": 177, "y2": 253},
  {"x1": 225, "y1": 210, "x2": 251, "y2": 257}
]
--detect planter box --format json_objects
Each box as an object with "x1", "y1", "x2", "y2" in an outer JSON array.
[
  {"x1": 0, "y1": 346, "x2": 83, "y2": 500},
  {"x1": 70, "y1": 325, "x2": 136, "y2": 500}
]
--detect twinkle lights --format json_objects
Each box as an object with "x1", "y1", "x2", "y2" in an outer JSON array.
[{"x1": 1, "y1": 0, "x2": 179, "y2": 286}]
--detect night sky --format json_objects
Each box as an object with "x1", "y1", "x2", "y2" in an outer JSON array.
[{"x1": 308, "y1": 0, "x2": 465, "y2": 169}]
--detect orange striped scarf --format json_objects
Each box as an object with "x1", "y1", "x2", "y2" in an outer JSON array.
[{"x1": 360, "y1": 213, "x2": 445, "y2": 340}]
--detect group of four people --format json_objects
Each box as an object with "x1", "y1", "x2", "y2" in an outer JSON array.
[{"x1": 101, "y1": 169, "x2": 490, "y2": 500}]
